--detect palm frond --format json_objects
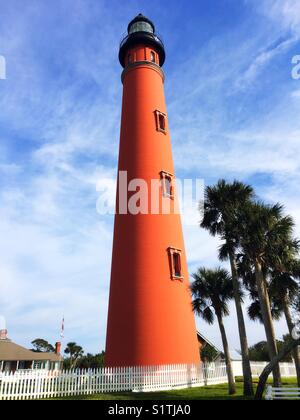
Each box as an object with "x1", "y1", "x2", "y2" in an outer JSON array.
[{"x1": 191, "y1": 266, "x2": 234, "y2": 324}]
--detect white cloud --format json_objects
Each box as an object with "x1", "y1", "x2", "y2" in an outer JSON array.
[
  {"x1": 235, "y1": 36, "x2": 298, "y2": 90},
  {"x1": 0, "y1": 207, "x2": 113, "y2": 352},
  {"x1": 291, "y1": 89, "x2": 300, "y2": 98},
  {"x1": 173, "y1": 126, "x2": 300, "y2": 178},
  {"x1": 259, "y1": 0, "x2": 300, "y2": 34},
  {"x1": 0, "y1": 163, "x2": 21, "y2": 175}
]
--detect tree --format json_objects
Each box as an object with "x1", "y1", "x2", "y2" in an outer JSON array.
[
  {"x1": 255, "y1": 336, "x2": 300, "y2": 400},
  {"x1": 270, "y1": 265, "x2": 300, "y2": 386},
  {"x1": 240, "y1": 262, "x2": 282, "y2": 324},
  {"x1": 31, "y1": 339, "x2": 55, "y2": 353},
  {"x1": 76, "y1": 352, "x2": 105, "y2": 369},
  {"x1": 64, "y1": 342, "x2": 84, "y2": 369},
  {"x1": 246, "y1": 278, "x2": 283, "y2": 326},
  {"x1": 247, "y1": 296, "x2": 282, "y2": 324},
  {"x1": 237, "y1": 202, "x2": 298, "y2": 387},
  {"x1": 247, "y1": 341, "x2": 272, "y2": 362},
  {"x1": 191, "y1": 267, "x2": 236, "y2": 395},
  {"x1": 247, "y1": 340, "x2": 292, "y2": 362},
  {"x1": 201, "y1": 179, "x2": 254, "y2": 396},
  {"x1": 292, "y1": 287, "x2": 300, "y2": 313},
  {"x1": 200, "y1": 345, "x2": 221, "y2": 363}
]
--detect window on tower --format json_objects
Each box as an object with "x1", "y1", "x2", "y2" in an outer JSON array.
[
  {"x1": 173, "y1": 253, "x2": 181, "y2": 277},
  {"x1": 168, "y1": 247, "x2": 183, "y2": 281},
  {"x1": 159, "y1": 114, "x2": 165, "y2": 131},
  {"x1": 150, "y1": 51, "x2": 156, "y2": 63},
  {"x1": 128, "y1": 54, "x2": 132, "y2": 64},
  {"x1": 155, "y1": 110, "x2": 167, "y2": 134},
  {"x1": 160, "y1": 171, "x2": 174, "y2": 199}
]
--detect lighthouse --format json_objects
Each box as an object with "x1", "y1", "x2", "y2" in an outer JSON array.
[{"x1": 105, "y1": 14, "x2": 200, "y2": 367}]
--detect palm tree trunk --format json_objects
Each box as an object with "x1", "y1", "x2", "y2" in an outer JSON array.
[
  {"x1": 282, "y1": 294, "x2": 300, "y2": 387},
  {"x1": 254, "y1": 260, "x2": 281, "y2": 387},
  {"x1": 255, "y1": 337, "x2": 300, "y2": 400},
  {"x1": 216, "y1": 311, "x2": 236, "y2": 395},
  {"x1": 229, "y1": 252, "x2": 254, "y2": 396}
]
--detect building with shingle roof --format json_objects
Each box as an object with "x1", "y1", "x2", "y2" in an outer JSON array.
[{"x1": 0, "y1": 329, "x2": 62, "y2": 372}]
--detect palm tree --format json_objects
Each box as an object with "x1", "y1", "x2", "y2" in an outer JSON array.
[
  {"x1": 293, "y1": 289, "x2": 300, "y2": 314},
  {"x1": 191, "y1": 267, "x2": 236, "y2": 395},
  {"x1": 247, "y1": 294, "x2": 282, "y2": 324},
  {"x1": 201, "y1": 180, "x2": 254, "y2": 396},
  {"x1": 64, "y1": 342, "x2": 84, "y2": 369},
  {"x1": 237, "y1": 201, "x2": 298, "y2": 387},
  {"x1": 270, "y1": 264, "x2": 300, "y2": 386},
  {"x1": 292, "y1": 272, "x2": 300, "y2": 313},
  {"x1": 241, "y1": 265, "x2": 282, "y2": 324}
]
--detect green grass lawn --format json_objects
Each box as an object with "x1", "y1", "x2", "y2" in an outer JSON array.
[{"x1": 55, "y1": 377, "x2": 297, "y2": 400}]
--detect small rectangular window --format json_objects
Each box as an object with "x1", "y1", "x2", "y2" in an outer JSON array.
[
  {"x1": 159, "y1": 114, "x2": 165, "y2": 131},
  {"x1": 160, "y1": 171, "x2": 174, "y2": 199},
  {"x1": 173, "y1": 253, "x2": 181, "y2": 277},
  {"x1": 155, "y1": 110, "x2": 167, "y2": 134},
  {"x1": 168, "y1": 247, "x2": 183, "y2": 281},
  {"x1": 150, "y1": 51, "x2": 156, "y2": 63}
]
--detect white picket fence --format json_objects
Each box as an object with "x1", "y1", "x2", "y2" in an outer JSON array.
[
  {"x1": 232, "y1": 361, "x2": 297, "y2": 378},
  {"x1": 0, "y1": 363, "x2": 228, "y2": 400},
  {"x1": 251, "y1": 362, "x2": 297, "y2": 378}
]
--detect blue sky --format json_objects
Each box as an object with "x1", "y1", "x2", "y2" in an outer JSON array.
[{"x1": 0, "y1": 0, "x2": 300, "y2": 356}]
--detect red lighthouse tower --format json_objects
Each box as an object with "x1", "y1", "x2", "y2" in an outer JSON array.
[{"x1": 105, "y1": 14, "x2": 200, "y2": 367}]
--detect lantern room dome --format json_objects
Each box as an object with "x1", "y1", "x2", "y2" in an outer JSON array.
[
  {"x1": 119, "y1": 14, "x2": 165, "y2": 68},
  {"x1": 127, "y1": 13, "x2": 155, "y2": 34}
]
